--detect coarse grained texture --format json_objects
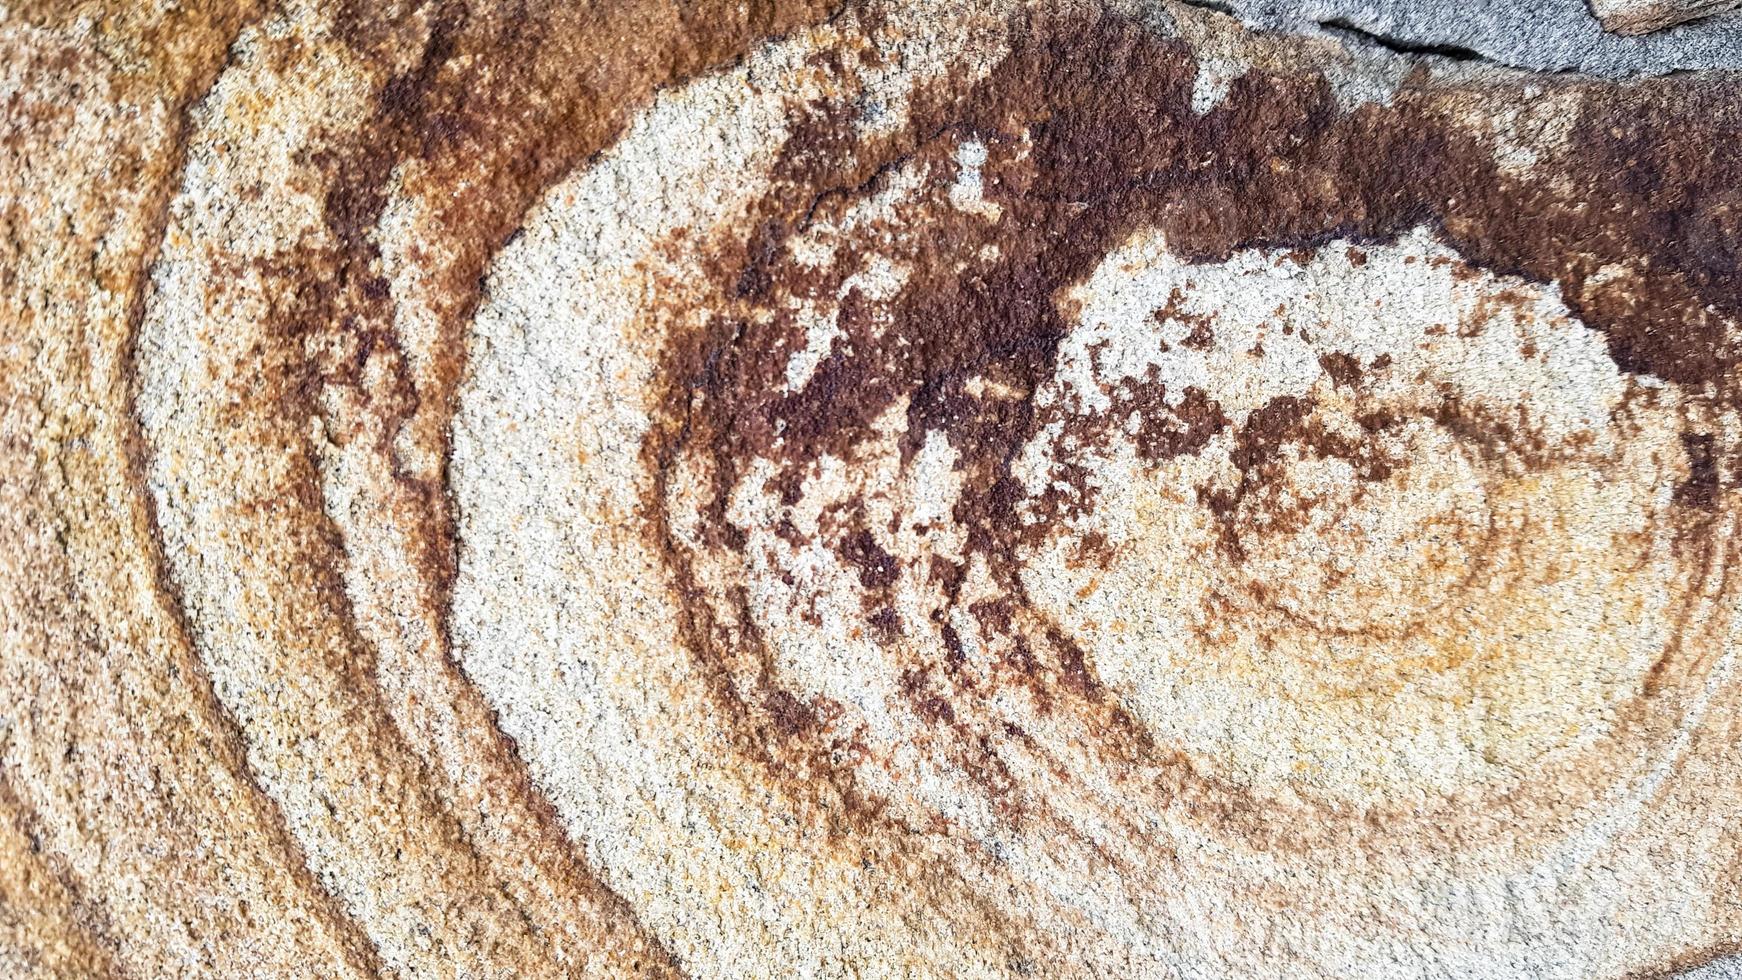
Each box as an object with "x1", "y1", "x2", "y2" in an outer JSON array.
[
  {"x1": 1589, "y1": 0, "x2": 1742, "y2": 36},
  {"x1": 1233, "y1": 0, "x2": 1742, "y2": 77},
  {"x1": 2, "y1": 0, "x2": 1740, "y2": 977}
]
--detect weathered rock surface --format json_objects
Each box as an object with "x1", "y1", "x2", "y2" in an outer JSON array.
[
  {"x1": 1590, "y1": 0, "x2": 1742, "y2": 35},
  {"x1": 1239, "y1": 0, "x2": 1742, "y2": 76},
  {"x1": 3, "y1": 1, "x2": 1740, "y2": 977}
]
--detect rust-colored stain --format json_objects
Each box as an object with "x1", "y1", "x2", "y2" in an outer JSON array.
[{"x1": 3, "y1": 0, "x2": 1740, "y2": 977}]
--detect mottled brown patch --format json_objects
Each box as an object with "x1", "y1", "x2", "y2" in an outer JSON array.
[{"x1": 1318, "y1": 351, "x2": 1364, "y2": 389}]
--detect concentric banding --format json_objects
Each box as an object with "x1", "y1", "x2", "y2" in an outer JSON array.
[
  {"x1": 10, "y1": 0, "x2": 1739, "y2": 976},
  {"x1": 447, "y1": 6, "x2": 1742, "y2": 974},
  {"x1": 624, "y1": 112, "x2": 1737, "y2": 852},
  {"x1": 1021, "y1": 226, "x2": 1709, "y2": 807}
]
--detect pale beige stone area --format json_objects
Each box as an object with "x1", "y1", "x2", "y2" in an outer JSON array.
[
  {"x1": 1023, "y1": 227, "x2": 1706, "y2": 807},
  {"x1": 3, "y1": 0, "x2": 1740, "y2": 977}
]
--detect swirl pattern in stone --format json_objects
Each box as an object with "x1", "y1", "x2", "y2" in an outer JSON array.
[{"x1": 4, "y1": 1, "x2": 1741, "y2": 977}]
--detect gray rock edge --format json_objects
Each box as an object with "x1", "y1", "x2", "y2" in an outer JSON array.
[{"x1": 1195, "y1": 0, "x2": 1742, "y2": 74}]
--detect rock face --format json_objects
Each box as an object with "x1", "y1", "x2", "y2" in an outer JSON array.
[
  {"x1": 1591, "y1": 0, "x2": 1742, "y2": 35},
  {"x1": 3, "y1": 1, "x2": 1740, "y2": 977}
]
